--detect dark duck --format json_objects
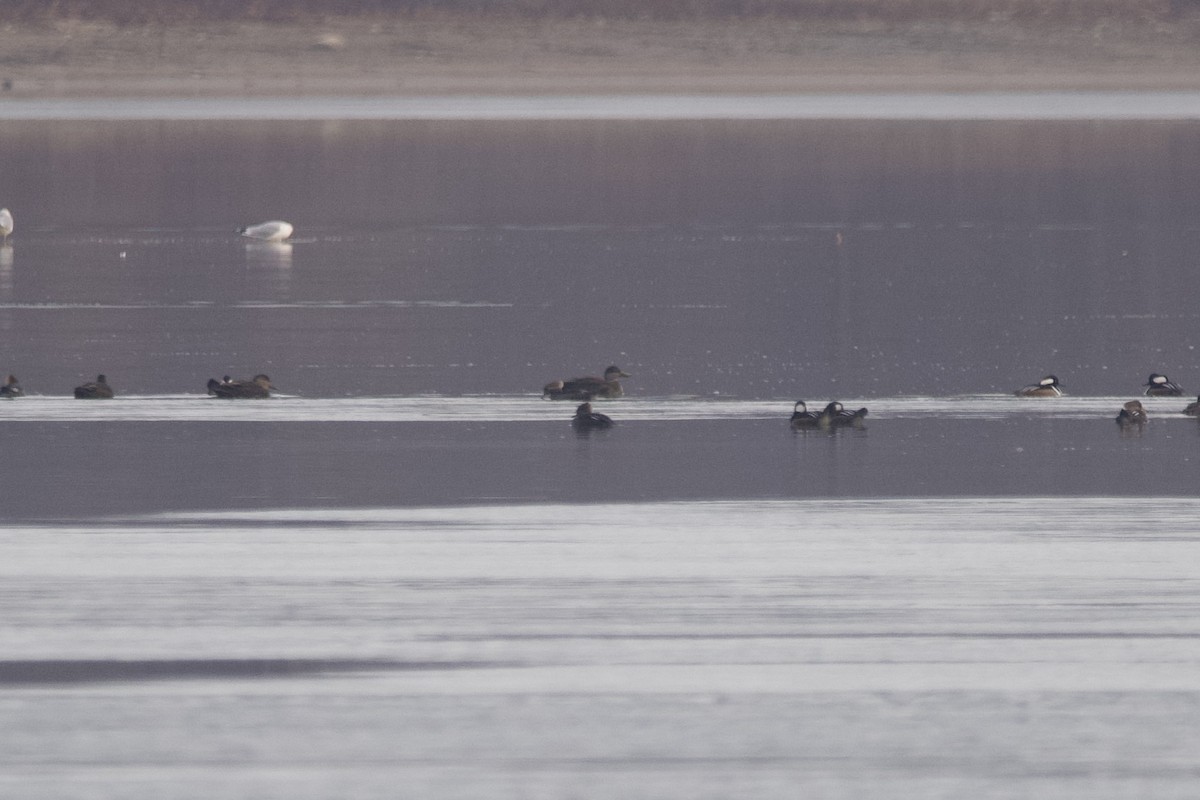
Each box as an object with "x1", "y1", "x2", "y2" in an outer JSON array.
[
  {"x1": 571, "y1": 402, "x2": 614, "y2": 431},
  {"x1": 73, "y1": 374, "x2": 114, "y2": 399},
  {"x1": 818, "y1": 401, "x2": 868, "y2": 429},
  {"x1": 1144, "y1": 373, "x2": 1183, "y2": 397},
  {"x1": 1116, "y1": 400, "x2": 1148, "y2": 426},
  {"x1": 1183, "y1": 397, "x2": 1200, "y2": 416},
  {"x1": 543, "y1": 365, "x2": 630, "y2": 401},
  {"x1": 1015, "y1": 375, "x2": 1063, "y2": 397},
  {"x1": 207, "y1": 374, "x2": 274, "y2": 399},
  {"x1": 0, "y1": 374, "x2": 22, "y2": 398},
  {"x1": 789, "y1": 400, "x2": 821, "y2": 429}
]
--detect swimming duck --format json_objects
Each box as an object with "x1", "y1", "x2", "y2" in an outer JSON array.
[
  {"x1": 0, "y1": 208, "x2": 12, "y2": 244},
  {"x1": 1116, "y1": 400, "x2": 1148, "y2": 426},
  {"x1": 818, "y1": 401, "x2": 868, "y2": 429},
  {"x1": 571, "y1": 402, "x2": 614, "y2": 431},
  {"x1": 238, "y1": 220, "x2": 293, "y2": 242},
  {"x1": 1015, "y1": 375, "x2": 1063, "y2": 397},
  {"x1": 1144, "y1": 373, "x2": 1184, "y2": 397},
  {"x1": 1183, "y1": 397, "x2": 1199, "y2": 416},
  {"x1": 789, "y1": 400, "x2": 821, "y2": 429},
  {"x1": 0, "y1": 374, "x2": 21, "y2": 398},
  {"x1": 73, "y1": 374, "x2": 114, "y2": 399},
  {"x1": 207, "y1": 373, "x2": 274, "y2": 399},
  {"x1": 543, "y1": 365, "x2": 630, "y2": 400}
]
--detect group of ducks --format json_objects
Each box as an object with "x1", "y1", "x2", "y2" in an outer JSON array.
[
  {"x1": 548, "y1": 366, "x2": 1200, "y2": 432},
  {"x1": 542, "y1": 365, "x2": 870, "y2": 433},
  {"x1": 1, "y1": 212, "x2": 284, "y2": 400},
  {"x1": 5, "y1": 360, "x2": 1197, "y2": 433},
  {"x1": 0, "y1": 373, "x2": 277, "y2": 400},
  {"x1": 1015, "y1": 372, "x2": 1200, "y2": 425}
]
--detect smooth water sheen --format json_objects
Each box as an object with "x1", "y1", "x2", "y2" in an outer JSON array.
[
  {"x1": 1, "y1": 109, "x2": 1199, "y2": 798},
  {"x1": 3, "y1": 498, "x2": 1200, "y2": 799}
]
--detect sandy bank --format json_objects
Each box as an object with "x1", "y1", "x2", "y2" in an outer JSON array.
[{"x1": 1, "y1": 14, "x2": 1200, "y2": 98}]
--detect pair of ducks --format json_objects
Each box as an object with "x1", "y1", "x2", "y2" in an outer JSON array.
[
  {"x1": 790, "y1": 401, "x2": 869, "y2": 430},
  {"x1": 1016, "y1": 373, "x2": 1187, "y2": 398},
  {"x1": 1124, "y1": 398, "x2": 1200, "y2": 421},
  {"x1": 2, "y1": 373, "x2": 275, "y2": 399},
  {"x1": 1, "y1": 374, "x2": 114, "y2": 399}
]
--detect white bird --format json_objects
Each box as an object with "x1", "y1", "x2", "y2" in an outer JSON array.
[
  {"x1": 0, "y1": 208, "x2": 12, "y2": 244},
  {"x1": 237, "y1": 220, "x2": 293, "y2": 242}
]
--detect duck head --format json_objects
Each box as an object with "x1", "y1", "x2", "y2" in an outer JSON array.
[{"x1": 603, "y1": 366, "x2": 630, "y2": 380}]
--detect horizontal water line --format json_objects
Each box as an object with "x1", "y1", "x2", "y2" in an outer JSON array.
[
  {"x1": 4, "y1": 93, "x2": 1200, "y2": 121},
  {"x1": 0, "y1": 395, "x2": 1192, "y2": 422}
]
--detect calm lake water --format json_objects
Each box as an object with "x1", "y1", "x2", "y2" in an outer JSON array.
[{"x1": 1, "y1": 100, "x2": 1200, "y2": 798}]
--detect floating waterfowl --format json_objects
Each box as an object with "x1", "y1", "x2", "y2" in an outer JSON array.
[
  {"x1": 1116, "y1": 400, "x2": 1147, "y2": 426},
  {"x1": 207, "y1": 373, "x2": 274, "y2": 399},
  {"x1": 571, "y1": 402, "x2": 614, "y2": 431},
  {"x1": 818, "y1": 401, "x2": 868, "y2": 429},
  {"x1": 543, "y1": 365, "x2": 630, "y2": 401},
  {"x1": 1144, "y1": 373, "x2": 1183, "y2": 397},
  {"x1": 73, "y1": 374, "x2": 114, "y2": 399},
  {"x1": 238, "y1": 220, "x2": 293, "y2": 242},
  {"x1": 0, "y1": 208, "x2": 11, "y2": 244},
  {"x1": 789, "y1": 400, "x2": 821, "y2": 429},
  {"x1": 1015, "y1": 375, "x2": 1063, "y2": 397},
  {"x1": 0, "y1": 374, "x2": 21, "y2": 398},
  {"x1": 1184, "y1": 397, "x2": 1199, "y2": 416}
]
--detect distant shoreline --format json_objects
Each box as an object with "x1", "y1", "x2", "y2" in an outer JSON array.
[
  {"x1": 2, "y1": 12, "x2": 1199, "y2": 98},
  {"x1": 5, "y1": 92, "x2": 1200, "y2": 121}
]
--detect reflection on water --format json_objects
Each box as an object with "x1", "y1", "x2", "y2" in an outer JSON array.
[
  {"x1": 0, "y1": 404, "x2": 1196, "y2": 520},
  {"x1": 0, "y1": 245, "x2": 11, "y2": 300},
  {"x1": 244, "y1": 240, "x2": 293, "y2": 268},
  {"x1": 3, "y1": 497, "x2": 1200, "y2": 798}
]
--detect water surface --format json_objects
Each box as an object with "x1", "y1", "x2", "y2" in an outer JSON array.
[{"x1": 1, "y1": 111, "x2": 1199, "y2": 798}]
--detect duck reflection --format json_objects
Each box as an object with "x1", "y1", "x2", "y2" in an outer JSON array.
[
  {"x1": 244, "y1": 240, "x2": 293, "y2": 269},
  {"x1": 0, "y1": 245, "x2": 12, "y2": 298}
]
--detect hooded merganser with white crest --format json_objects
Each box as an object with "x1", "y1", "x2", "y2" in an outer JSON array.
[
  {"x1": 1144, "y1": 373, "x2": 1183, "y2": 397},
  {"x1": 73, "y1": 374, "x2": 114, "y2": 399},
  {"x1": 0, "y1": 374, "x2": 22, "y2": 398},
  {"x1": 790, "y1": 400, "x2": 821, "y2": 429},
  {"x1": 571, "y1": 402, "x2": 614, "y2": 431},
  {"x1": 1015, "y1": 375, "x2": 1063, "y2": 397},
  {"x1": 818, "y1": 401, "x2": 868, "y2": 429},
  {"x1": 207, "y1": 373, "x2": 274, "y2": 398},
  {"x1": 544, "y1": 366, "x2": 630, "y2": 400},
  {"x1": 1116, "y1": 400, "x2": 1148, "y2": 426}
]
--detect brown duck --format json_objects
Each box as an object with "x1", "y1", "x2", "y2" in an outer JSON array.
[
  {"x1": 207, "y1": 374, "x2": 274, "y2": 399},
  {"x1": 73, "y1": 374, "x2": 114, "y2": 399}
]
